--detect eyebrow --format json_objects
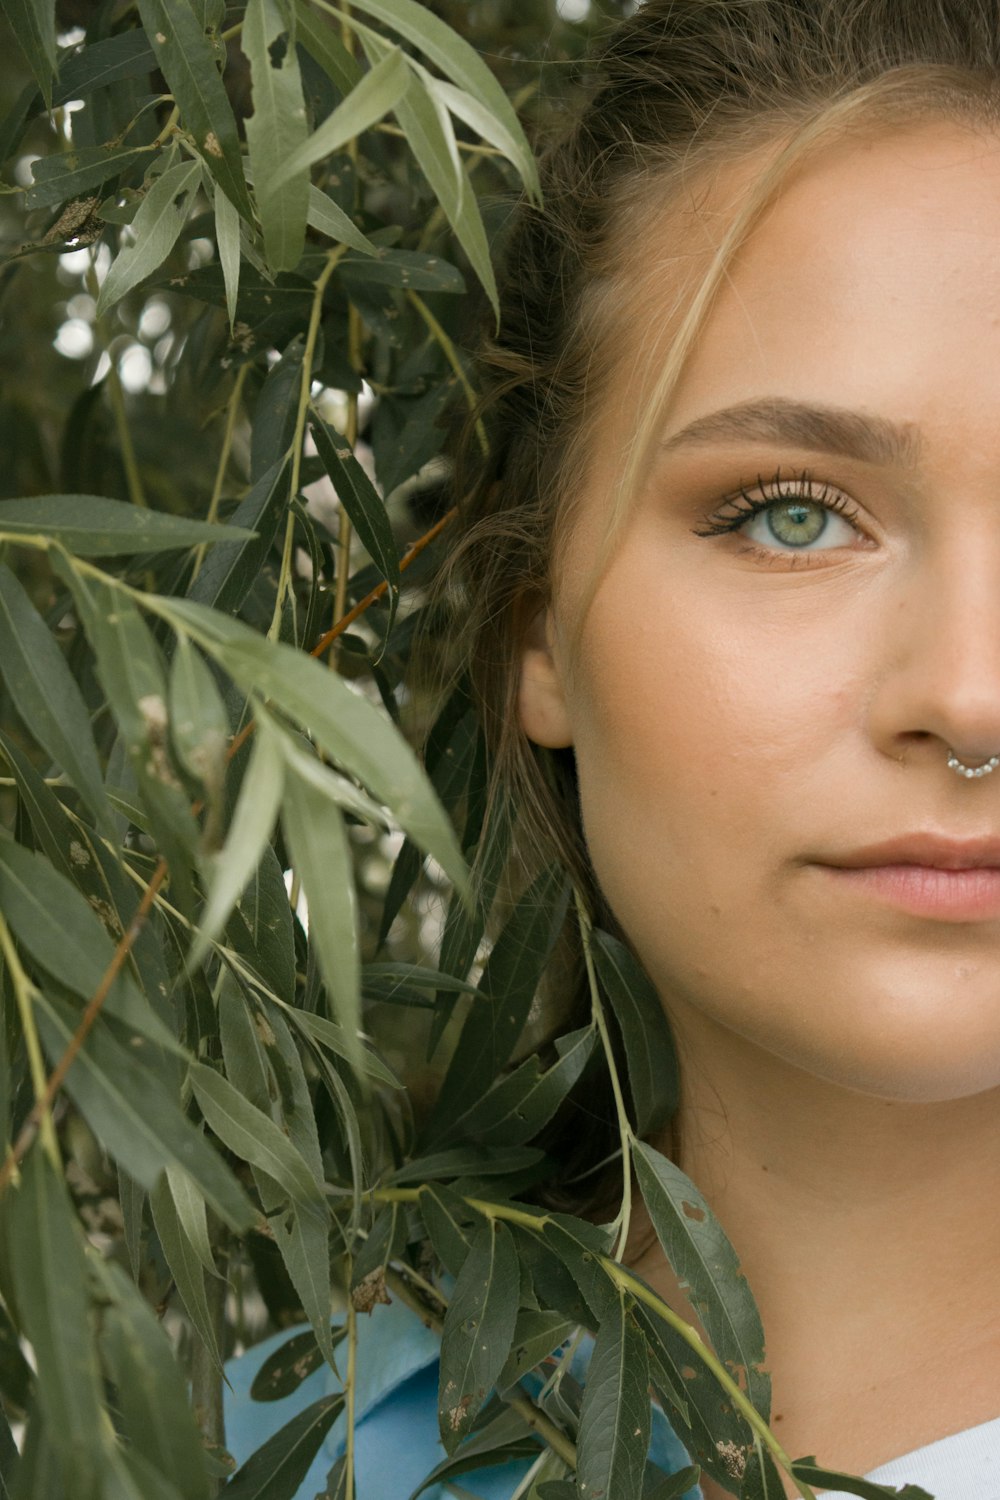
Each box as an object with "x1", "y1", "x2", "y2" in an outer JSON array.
[{"x1": 659, "y1": 397, "x2": 921, "y2": 467}]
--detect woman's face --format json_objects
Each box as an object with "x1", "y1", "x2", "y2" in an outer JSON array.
[{"x1": 520, "y1": 120, "x2": 1000, "y2": 1103}]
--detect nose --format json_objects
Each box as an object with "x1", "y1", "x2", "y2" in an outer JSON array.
[{"x1": 867, "y1": 534, "x2": 1000, "y2": 772}]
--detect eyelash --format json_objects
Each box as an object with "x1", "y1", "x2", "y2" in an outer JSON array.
[{"x1": 691, "y1": 467, "x2": 863, "y2": 543}]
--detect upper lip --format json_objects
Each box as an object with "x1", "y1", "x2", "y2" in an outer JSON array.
[{"x1": 823, "y1": 835, "x2": 1000, "y2": 870}]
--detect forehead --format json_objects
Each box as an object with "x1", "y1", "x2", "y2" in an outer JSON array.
[{"x1": 653, "y1": 119, "x2": 1000, "y2": 443}]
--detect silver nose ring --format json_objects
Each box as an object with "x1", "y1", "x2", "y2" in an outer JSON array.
[{"x1": 946, "y1": 749, "x2": 1000, "y2": 779}]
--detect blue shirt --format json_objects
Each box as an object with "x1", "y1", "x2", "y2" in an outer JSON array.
[{"x1": 224, "y1": 1297, "x2": 703, "y2": 1498}]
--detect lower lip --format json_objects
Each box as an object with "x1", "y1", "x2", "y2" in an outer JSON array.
[{"x1": 820, "y1": 864, "x2": 1000, "y2": 921}]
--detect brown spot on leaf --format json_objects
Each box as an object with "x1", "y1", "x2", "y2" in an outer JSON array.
[
  {"x1": 351, "y1": 1269, "x2": 391, "y2": 1314},
  {"x1": 203, "y1": 131, "x2": 223, "y2": 158}
]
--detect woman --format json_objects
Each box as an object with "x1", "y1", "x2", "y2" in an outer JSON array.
[{"x1": 228, "y1": 2, "x2": 1000, "y2": 1494}]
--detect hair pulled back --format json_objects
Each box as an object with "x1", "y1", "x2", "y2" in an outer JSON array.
[{"x1": 441, "y1": 0, "x2": 1000, "y2": 1197}]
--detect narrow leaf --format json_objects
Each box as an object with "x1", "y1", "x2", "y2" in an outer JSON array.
[
  {"x1": 633, "y1": 1141, "x2": 770, "y2": 1418},
  {"x1": 34, "y1": 992, "x2": 256, "y2": 1231},
  {"x1": 223, "y1": 1395, "x2": 345, "y2": 1500},
  {"x1": 592, "y1": 930, "x2": 679, "y2": 1135},
  {"x1": 790, "y1": 1459, "x2": 934, "y2": 1500},
  {"x1": 149, "y1": 1172, "x2": 224, "y2": 1367},
  {"x1": 0, "y1": 562, "x2": 109, "y2": 831},
  {"x1": 280, "y1": 754, "x2": 360, "y2": 1062},
  {"x1": 244, "y1": 0, "x2": 309, "y2": 272},
  {"x1": 310, "y1": 415, "x2": 399, "y2": 639},
  {"x1": 276, "y1": 45, "x2": 410, "y2": 182},
  {"x1": 148, "y1": 596, "x2": 469, "y2": 897},
  {"x1": 250, "y1": 1325, "x2": 345, "y2": 1402},
  {"x1": 24, "y1": 143, "x2": 150, "y2": 210},
  {"x1": 6, "y1": 1153, "x2": 106, "y2": 1499},
  {"x1": 576, "y1": 1292, "x2": 650, "y2": 1500},
  {"x1": 96, "y1": 159, "x2": 201, "y2": 318},
  {"x1": 431, "y1": 865, "x2": 568, "y2": 1131},
  {"x1": 292, "y1": 0, "x2": 363, "y2": 93},
  {"x1": 0, "y1": 494, "x2": 253, "y2": 554},
  {"x1": 307, "y1": 185, "x2": 377, "y2": 255},
  {"x1": 451, "y1": 1025, "x2": 595, "y2": 1146},
  {"x1": 2, "y1": 0, "x2": 56, "y2": 106},
  {"x1": 189, "y1": 722, "x2": 284, "y2": 968},
  {"x1": 190, "y1": 1060, "x2": 327, "y2": 1212},
  {"x1": 345, "y1": 0, "x2": 538, "y2": 199},
  {"x1": 187, "y1": 455, "x2": 290, "y2": 613},
  {"x1": 137, "y1": 0, "x2": 253, "y2": 217},
  {"x1": 214, "y1": 180, "x2": 241, "y2": 329},
  {"x1": 438, "y1": 1219, "x2": 520, "y2": 1452},
  {"x1": 94, "y1": 1258, "x2": 212, "y2": 1500}
]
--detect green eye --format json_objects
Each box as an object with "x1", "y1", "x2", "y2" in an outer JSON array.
[{"x1": 766, "y1": 501, "x2": 827, "y2": 546}]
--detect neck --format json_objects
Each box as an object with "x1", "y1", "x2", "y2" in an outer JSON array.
[{"x1": 630, "y1": 1007, "x2": 1000, "y2": 1485}]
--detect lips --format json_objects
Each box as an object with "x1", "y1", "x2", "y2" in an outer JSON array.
[
  {"x1": 815, "y1": 836, "x2": 1000, "y2": 920},
  {"x1": 824, "y1": 834, "x2": 1000, "y2": 871}
]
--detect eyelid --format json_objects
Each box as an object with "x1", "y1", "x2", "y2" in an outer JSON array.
[{"x1": 691, "y1": 466, "x2": 868, "y2": 541}]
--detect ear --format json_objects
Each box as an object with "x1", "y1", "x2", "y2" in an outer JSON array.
[{"x1": 517, "y1": 600, "x2": 574, "y2": 749}]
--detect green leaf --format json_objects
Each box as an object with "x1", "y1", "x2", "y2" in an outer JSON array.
[
  {"x1": 633, "y1": 1142, "x2": 770, "y2": 1418},
  {"x1": 411, "y1": 1407, "x2": 541, "y2": 1499},
  {"x1": 33, "y1": 991, "x2": 256, "y2": 1230},
  {"x1": 147, "y1": 596, "x2": 469, "y2": 898},
  {"x1": 370, "y1": 49, "x2": 497, "y2": 317},
  {"x1": 0, "y1": 833, "x2": 184, "y2": 1056},
  {"x1": 789, "y1": 1460, "x2": 934, "y2": 1500},
  {"x1": 644, "y1": 1467, "x2": 702, "y2": 1500},
  {"x1": 430, "y1": 865, "x2": 568, "y2": 1132},
  {"x1": 290, "y1": 1007, "x2": 401, "y2": 1089},
  {"x1": 739, "y1": 1441, "x2": 787, "y2": 1500},
  {"x1": 497, "y1": 1308, "x2": 575, "y2": 1394},
  {"x1": 137, "y1": 0, "x2": 253, "y2": 217},
  {"x1": 190, "y1": 1060, "x2": 327, "y2": 1212},
  {"x1": 2, "y1": 0, "x2": 56, "y2": 106},
  {"x1": 55, "y1": 30, "x2": 156, "y2": 105},
  {"x1": 293, "y1": 0, "x2": 363, "y2": 93},
  {"x1": 390, "y1": 1144, "x2": 544, "y2": 1185},
  {"x1": 94, "y1": 1258, "x2": 212, "y2": 1500},
  {"x1": 223, "y1": 1394, "x2": 345, "y2": 1500},
  {"x1": 425, "y1": 72, "x2": 537, "y2": 196},
  {"x1": 310, "y1": 415, "x2": 399, "y2": 640},
  {"x1": 249, "y1": 1325, "x2": 345, "y2": 1401},
  {"x1": 24, "y1": 143, "x2": 151, "y2": 210},
  {"x1": 190, "y1": 721, "x2": 284, "y2": 969},
  {"x1": 0, "y1": 494, "x2": 253, "y2": 554},
  {"x1": 149, "y1": 1172, "x2": 224, "y2": 1367},
  {"x1": 276, "y1": 44, "x2": 410, "y2": 182},
  {"x1": 0, "y1": 563, "x2": 109, "y2": 831},
  {"x1": 591, "y1": 930, "x2": 679, "y2": 1135},
  {"x1": 270, "y1": 1202, "x2": 336, "y2": 1367},
  {"x1": 96, "y1": 159, "x2": 202, "y2": 317},
  {"x1": 339, "y1": 246, "x2": 463, "y2": 291},
  {"x1": 280, "y1": 749, "x2": 360, "y2": 1062},
  {"x1": 437, "y1": 1219, "x2": 520, "y2": 1452},
  {"x1": 307, "y1": 186, "x2": 377, "y2": 255},
  {"x1": 244, "y1": 0, "x2": 310, "y2": 272},
  {"x1": 165, "y1": 1163, "x2": 218, "y2": 1275},
  {"x1": 169, "y1": 632, "x2": 229, "y2": 787},
  {"x1": 188, "y1": 456, "x2": 290, "y2": 613},
  {"x1": 345, "y1": 0, "x2": 538, "y2": 199},
  {"x1": 250, "y1": 337, "x2": 305, "y2": 481},
  {"x1": 214, "y1": 181, "x2": 242, "y2": 329},
  {"x1": 6, "y1": 1153, "x2": 106, "y2": 1500},
  {"x1": 576, "y1": 1291, "x2": 650, "y2": 1500},
  {"x1": 451, "y1": 1025, "x2": 596, "y2": 1147},
  {"x1": 418, "y1": 1183, "x2": 475, "y2": 1278}
]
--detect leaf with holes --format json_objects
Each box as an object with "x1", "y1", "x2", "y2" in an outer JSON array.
[{"x1": 437, "y1": 1219, "x2": 520, "y2": 1452}]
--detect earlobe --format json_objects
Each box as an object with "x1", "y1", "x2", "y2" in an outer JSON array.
[{"x1": 517, "y1": 605, "x2": 574, "y2": 749}]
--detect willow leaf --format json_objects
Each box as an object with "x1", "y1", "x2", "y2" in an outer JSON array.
[
  {"x1": 438, "y1": 1220, "x2": 520, "y2": 1452},
  {"x1": 576, "y1": 1290, "x2": 650, "y2": 1500},
  {"x1": 244, "y1": 0, "x2": 309, "y2": 272},
  {"x1": 137, "y1": 0, "x2": 252, "y2": 217},
  {"x1": 96, "y1": 159, "x2": 201, "y2": 317},
  {"x1": 633, "y1": 1141, "x2": 770, "y2": 1419},
  {"x1": 0, "y1": 562, "x2": 109, "y2": 831}
]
